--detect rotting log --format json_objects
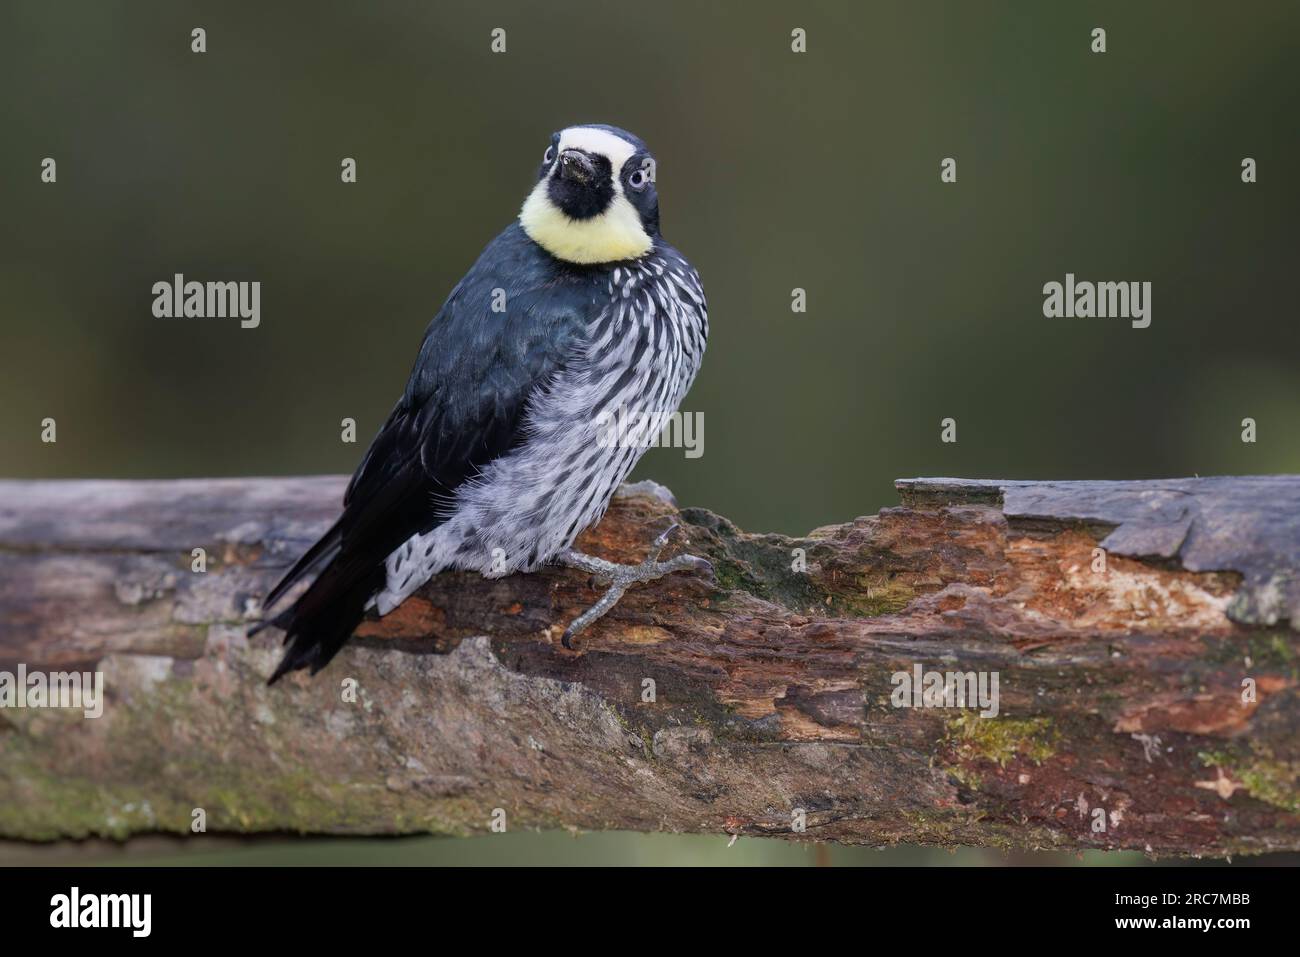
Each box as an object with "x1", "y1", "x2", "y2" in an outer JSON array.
[{"x1": 0, "y1": 474, "x2": 1297, "y2": 855}]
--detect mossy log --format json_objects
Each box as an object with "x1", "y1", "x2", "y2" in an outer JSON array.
[{"x1": 0, "y1": 475, "x2": 1297, "y2": 855}]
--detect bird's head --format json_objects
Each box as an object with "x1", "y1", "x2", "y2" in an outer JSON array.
[{"x1": 519, "y1": 124, "x2": 659, "y2": 265}]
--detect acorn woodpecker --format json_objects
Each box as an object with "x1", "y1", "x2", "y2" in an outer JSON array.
[{"x1": 256, "y1": 124, "x2": 710, "y2": 682}]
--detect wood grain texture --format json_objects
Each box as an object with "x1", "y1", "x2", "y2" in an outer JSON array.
[{"x1": 1, "y1": 475, "x2": 1297, "y2": 854}]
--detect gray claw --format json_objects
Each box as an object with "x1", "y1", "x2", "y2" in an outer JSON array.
[
  {"x1": 650, "y1": 522, "x2": 681, "y2": 556},
  {"x1": 687, "y1": 556, "x2": 715, "y2": 580}
]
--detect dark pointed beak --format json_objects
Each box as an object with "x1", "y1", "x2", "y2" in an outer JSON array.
[{"x1": 559, "y1": 149, "x2": 596, "y2": 185}]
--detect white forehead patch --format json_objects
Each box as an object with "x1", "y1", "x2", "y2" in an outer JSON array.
[
  {"x1": 519, "y1": 126, "x2": 653, "y2": 265},
  {"x1": 557, "y1": 127, "x2": 639, "y2": 178}
]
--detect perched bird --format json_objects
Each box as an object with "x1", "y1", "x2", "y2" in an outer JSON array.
[{"x1": 255, "y1": 124, "x2": 710, "y2": 683}]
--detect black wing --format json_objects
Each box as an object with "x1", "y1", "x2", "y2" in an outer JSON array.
[{"x1": 261, "y1": 223, "x2": 594, "y2": 680}]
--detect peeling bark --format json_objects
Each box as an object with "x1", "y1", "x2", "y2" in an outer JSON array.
[{"x1": 0, "y1": 475, "x2": 1297, "y2": 854}]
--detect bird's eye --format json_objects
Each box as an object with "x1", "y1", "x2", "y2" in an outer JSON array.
[
  {"x1": 543, "y1": 146, "x2": 556, "y2": 164},
  {"x1": 628, "y1": 158, "x2": 655, "y2": 191}
]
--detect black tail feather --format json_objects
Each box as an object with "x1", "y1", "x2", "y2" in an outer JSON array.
[
  {"x1": 261, "y1": 552, "x2": 385, "y2": 685},
  {"x1": 263, "y1": 517, "x2": 345, "y2": 611},
  {"x1": 255, "y1": 458, "x2": 438, "y2": 684}
]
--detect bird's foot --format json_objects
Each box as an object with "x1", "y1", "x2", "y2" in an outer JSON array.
[{"x1": 556, "y1": 524, "x2": 713, "y2": 649}]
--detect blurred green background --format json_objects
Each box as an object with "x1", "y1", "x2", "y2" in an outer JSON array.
[{"x1": 1, "y1": 1, "x2": 1296, "y2": 864}]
